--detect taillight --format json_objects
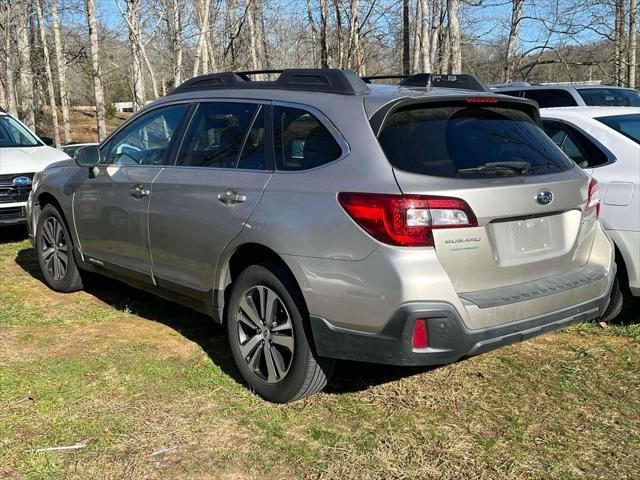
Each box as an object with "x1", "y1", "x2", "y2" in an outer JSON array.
[
  {"x1": 337, "y1": 192, "x2": 477, "y2": 247},
  {"x1": 586, "y1": 178, "x2": 600, "y2": 218}
]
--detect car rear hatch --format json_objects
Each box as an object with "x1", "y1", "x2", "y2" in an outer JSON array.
[{"x1": 372, "y1": 95, "x2": 605, "y2": 327}]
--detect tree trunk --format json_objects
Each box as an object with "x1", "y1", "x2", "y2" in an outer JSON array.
[
  {"x1": 85, "y1": 0, "x2": 107, "y2": 141},
  {"x1": 35, "y1": 0, "x2": 61, "y2": 147},
  {"x1": 172, "y1": 0, "x2": 183, "y2": 86},
  {"x1": 412, "y1": 0, "x2": 421, "y2": 73},
  {"x1": 629, "y1": 0, "x2": 638, "y2": 88},
  {"x1": 348, "y1": 0, "x2": 363, "y2": 73},
  {"x1": 247, "y1": 0, "x2": 260, "y2": 72},
  {"x1": 503, "y1": 0, "x2": 524, "y2": 82},
  {"x1": 440, "y1": 26, "x2": 450, "y2": 74},
  {"x1": 614, "y1": 0, "x2": 625, "y2": 86},
  {"x1": 334, "y1": 0, "x2": 344, "y2": 69},
  {"x1": 193, "y1": 0, "x2": 212, "y2": 76},
  {"x1": 305, "y1": 0, "x2": 318, "y2": 67},
  {"x1": 447, "y1": 0, "x2": 461, "y2": 74},
  {"x1": 2, "y1": 3, "x2": 19, "y2": 116},
  {"x1": 320, "y1": 0, "x2": 329, "y2": 68},
  {"x1": 429, "y1": 0, "x2": 441, "y2": 72},
  {"x1": 15, "y1": 0, "x2": 36, "y2": 130},
  {"x1": 402, "y1": 0, "x2": 410, "y2": 74},
  {"x1": 51, "y1": 0, "x2": 71, "y2": 143},
  {"x1": 419, "y1": 0, "x2": 431, "y2": 72}
]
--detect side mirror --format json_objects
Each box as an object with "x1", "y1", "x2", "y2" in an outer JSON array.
[
  {"x1": 75, "y1": 145, "x2": 100, "y2": 167},
  {"x1": 40, "y1": 136, "x2": 54, "y2": 146}
]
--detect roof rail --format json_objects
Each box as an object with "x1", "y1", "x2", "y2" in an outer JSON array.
[
  {"x1": 402, "y1": 73, "x2": 489, "y2": 92},
  {"x1": 170, "y1": 69, "x2": 369, "y2": 96},
  {"x1": 490, "y1": 81, "x2": 532, "y2": 88},
  {"x1": 362, "y1": 75, "x2": 409, "y2": 84}
]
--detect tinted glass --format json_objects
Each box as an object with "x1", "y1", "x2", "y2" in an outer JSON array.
[
  {"x1": 273, "y1": 107, "x2": 341, "y2": 170},
  {"x1": 543, "y1": 120, "x2": 608, "y2": 168},
  {"x1": 0, "y1": 115, "x2": 40, "y2": 147},
  {"x1": 523, "y1": 89, "x2": 578, "y2": 108},
  {"x1": 104, "y1": 104, "x2": 187, "y2": 165},
  {"x1": 379, "y1": 105, "x2": 574, "y2": 178},
  {"x1": 178, "y1": 103, "x2": 259, "y2": 168},
  {"x1": 579, "y1": 88, "x2": 640, "y2": 107},
  {"x1": 597, "y1": 114, "x2": 640, "y2": 144},
  {"x1": 496, "y1": 90, "x2": 524, "y2": 98}
]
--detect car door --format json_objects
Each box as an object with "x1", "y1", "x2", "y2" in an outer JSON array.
[
  {"x1": 73, "y1": 103, "x2": 189, "y2": 282},
  {"x1": 148, "y1": 100, "x2": 273, "y2": 298}
]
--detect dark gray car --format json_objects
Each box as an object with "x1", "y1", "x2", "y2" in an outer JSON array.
[{"x1": 27, "y1": 70, "x2": 615, "y2": 402}]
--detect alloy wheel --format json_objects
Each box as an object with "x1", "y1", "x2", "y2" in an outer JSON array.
[
  {"x1": 41, "y1": 217, "x2": 68, "y2": 281},
  {"x1": 236, "y1": 285, "x2": 295, "y2": 384}
]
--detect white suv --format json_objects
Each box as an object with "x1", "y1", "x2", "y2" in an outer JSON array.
[
  {"x1": 540, "y1": 107, "x2": 640, "y2": 319},
  {"x1": 0, "y1": 109, "x2": 70, "y2": 226}
]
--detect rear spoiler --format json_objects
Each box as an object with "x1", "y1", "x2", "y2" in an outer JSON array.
[{"x1": 368, "y1": 94, "x2": 541, "y2": 136}]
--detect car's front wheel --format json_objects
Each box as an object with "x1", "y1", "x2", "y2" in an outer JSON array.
[
  {"x1": 36, "y1": 204, "x2": 84, "y2": 293},
  {"x1": 226, "y1": 263, "x2": 334, "y2": 403}
]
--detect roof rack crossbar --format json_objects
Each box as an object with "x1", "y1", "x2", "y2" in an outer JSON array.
[
  {"x1": 362, "y1": 75, "x2": 409, "y2": 84},
  {"x1": 170, "y1": 69, "x2": 369, "y2": 96},
  {"x1": 401, "y1": 73, "x2": 489, "y2": 92}
]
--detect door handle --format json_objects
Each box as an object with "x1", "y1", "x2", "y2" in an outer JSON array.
[
  {"x1": 130, "y1": 184, "x2": 150, "y2": 199},
  {"x1": 218, "y1": 189, "x2": 247, "y2": 205}
]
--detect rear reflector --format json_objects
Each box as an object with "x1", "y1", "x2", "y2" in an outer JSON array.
[
  {"x1": 337, "y1": 193, "x2": 477, "y2": 247},
  {"x1": 412, "y1": 319, "x2": 428, "y2": 349}
]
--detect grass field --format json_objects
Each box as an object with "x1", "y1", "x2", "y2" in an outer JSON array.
[{"x1": 1, "y1": 226, "x2": 638, "y2": 479}]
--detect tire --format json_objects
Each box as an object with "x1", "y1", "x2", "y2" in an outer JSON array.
[
  {"x1": 226, "y1": 263, "x2": 334, "y2": 403},
  {"x1": 36, "y1": 204, "x2": 84, "y2": 293},
  {"x1": 599, "y1": 277, "x2": 624, "y2": 324}
]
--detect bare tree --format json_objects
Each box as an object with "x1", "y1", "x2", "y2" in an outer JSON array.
[
  {"x1": 419, "y1": 0, "x2": 431, "y2": 72},
  {"x1": 629, "y1": 0, "x2": 638, "y2": 87},
  {"x1": 51, "y1": 0, "x2": 71, "y2": 143},
  {"x1": 447, "y1": 0, "x2": 461, "y2": 74},
  {"x1": 614, "y1": 0, "x2": 625, "y2": 85},
  {"x1": 430, "y1": 0, "x2": 442, "y2": 72},
  {"x1": 35, "y1": 0, "x2": 61, "y2": 147},
  {"x1": 503, "y1": 0, "x2": 525, "y2": 82},
  {"x1": 348, "y1": 0, "x2": 363, "y2": 73},
  {"x1": 402, "y1": 0, "x2": 410, "y2": 74},
  {"x1": 412, "y1": 0, "x2": 422, "y2": 73},
  {"x1": 85, "y1": 0, "x2": 107, "y2": 141},
  {"x1": 246, "y1": 0, "x2": 260, "y2": 71},
  {"x1": 163, "y1": 0, "x2": 183, "y2": 87},
  {"x1": 320, "y1": 0, "x2": 329, "y2": 68},
  {"x1": 1, "y1": 2, "x2": 18, "y2": 116},
  {"x1": 15, "y1": 0, "x2": 36, "y2": 130},
  {"x1": 193, "y1": 0, "x2": 213, "y2": 76}
]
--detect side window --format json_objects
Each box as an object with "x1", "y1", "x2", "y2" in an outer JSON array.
[
  {"x1": 524, "y1": 90, "x2": 578, "y2": 108},
  {"x1": 273, "y1": 106, "x2": 342, "y2": 171},
  {"x1": 543, "y1": 120, "x2": 609, "y2": 168},
  {"x1": 497, "y1": 90, "x2": 524, "y2": 98},
  {"x1": 178, "y1": 102, "x2": 262, "y2": 169},
  {"x1": 104, "y1": 104, "x2": 188, "y2": 166}
]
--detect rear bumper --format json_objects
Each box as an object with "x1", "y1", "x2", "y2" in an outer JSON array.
[{"x1": 310, "y1": 262, "x2": 615, "y2": 366}]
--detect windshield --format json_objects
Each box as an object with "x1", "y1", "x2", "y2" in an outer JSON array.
[
  {"x1": 596, "y1": 114, "x2": 640, "y2": 145},
  {"x1": 378, "y1": 105, "x2": 574, "y2": 178},
  {"x1": 0, "y1": 115, "x2": 40, "y2": 147},
  {"x1": 579, "y1": 88, "x2": 640, "y2": 107}
]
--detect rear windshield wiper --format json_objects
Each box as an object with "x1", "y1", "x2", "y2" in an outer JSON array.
[{"x1": 457, "y1": 161, "x2": 531, "y2": 176}]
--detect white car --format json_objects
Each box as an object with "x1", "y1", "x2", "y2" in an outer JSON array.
[
  {"x1": 0, "y1": 109, "x2": 70, "y2": 226},
  {"x1": 540, "y1": 106, "x2": 640, "y2": 319}
]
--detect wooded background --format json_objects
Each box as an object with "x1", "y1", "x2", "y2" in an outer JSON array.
[{"x1": 0, "y1": 0, "x2": 638, "y2": 145}]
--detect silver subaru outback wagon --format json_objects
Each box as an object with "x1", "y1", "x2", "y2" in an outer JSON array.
[{"x1": 26, "y1": 69, "x2": 615, "y2": 403}]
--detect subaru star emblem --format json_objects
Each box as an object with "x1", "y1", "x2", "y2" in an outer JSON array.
[
  {"x1": 12, "y1": 176, "x2": 32, "y2": 187},
  {"x1": 535, "y1": 190, "x2": 553, "y2": 206}
]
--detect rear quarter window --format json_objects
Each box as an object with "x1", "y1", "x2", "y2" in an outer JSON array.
[
  {"x1": 378, "y1": 105, "x2": 574, "y2": 178},
  {"x1": 523, "y1": 89, "x2": 578, "y2": 108}
]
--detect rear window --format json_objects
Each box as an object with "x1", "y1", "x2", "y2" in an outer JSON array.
[
  {"x1": 597, "y1": 114, "x2": 640, "y2": 144},
  {"x1": 378, "y1": 105, "x2": 574, "y2": 178},
  {"x1": 579, "y1": 88, "x2": 640, "y2": 107}
]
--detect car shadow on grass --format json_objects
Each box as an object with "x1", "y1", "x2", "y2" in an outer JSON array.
[
  {"x1": 13, "y1": 245, "x2": 435, "y2": 394},
  {"x1": 0, "y1": 225, "x2": 29, "y2": 244}
]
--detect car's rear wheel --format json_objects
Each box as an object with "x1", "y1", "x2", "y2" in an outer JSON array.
[
  {"x1": 36, "y1": 204, "x2": 84, "y2": 293},
  {"x1": 226, "y1": 263, "x2": 334, "y2": 403}
]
